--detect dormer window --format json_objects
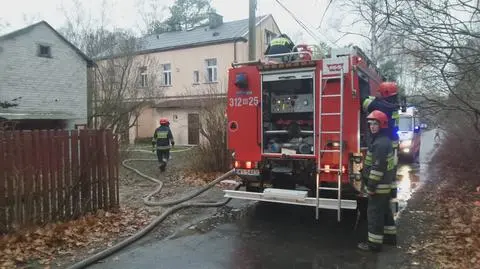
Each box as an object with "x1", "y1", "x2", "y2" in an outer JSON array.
[{"x1": 38, "y1": 45, "x2": 51, "y2": 58}]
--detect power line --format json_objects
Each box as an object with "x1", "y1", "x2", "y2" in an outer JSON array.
[
  {"x1": 318, "y1": 0, "x2": 333, "y2": 29},
  {"x1": 274, "y1": 0, "x2": 339, "y2": 47}
]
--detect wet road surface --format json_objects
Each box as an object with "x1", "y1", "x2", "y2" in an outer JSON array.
[{"x1": 88, "y1": 129, "x2": 436, "y2": 269}]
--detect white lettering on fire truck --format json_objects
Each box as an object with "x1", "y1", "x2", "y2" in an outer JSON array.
[
  {"x1": 322, "y1": 56, "x2": 349, "y2": 75},
  {"x1": 229, "y1": 97, "x2": 259, "y2": 107}
]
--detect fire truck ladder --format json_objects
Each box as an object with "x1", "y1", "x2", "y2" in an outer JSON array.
[{"x1": 316, "y1": 68, "x2": 345, "y2": 222}]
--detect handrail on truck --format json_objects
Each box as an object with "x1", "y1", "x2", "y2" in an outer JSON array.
[{"x1": 231, "y1": 43, "x2": 323, "y2": 68}]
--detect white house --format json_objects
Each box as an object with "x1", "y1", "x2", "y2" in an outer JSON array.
[{"x1": 0, "y1": 21, "x2": 94, "y2": 130}]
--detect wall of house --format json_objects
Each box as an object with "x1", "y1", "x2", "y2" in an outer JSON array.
[
  {"x1": 146, "y1": 42, "x2": 236, "y2": 98},
  {"x1": 130, "y1": 16, "x2": 282, "y2": 145},
  {"x1": 0, "y1": 23, "x2": 88, "y2": 125}
]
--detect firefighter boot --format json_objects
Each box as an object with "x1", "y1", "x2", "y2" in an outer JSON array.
[
  {"x1": 159, "y1": 161, "x2": 166, "y2": 172},
  {"x1": 357, "y1": 241, "x2": 382, "y2": 252},
  {"x1": 383, "y1": 235, "x2": 397, "y2": 246}
]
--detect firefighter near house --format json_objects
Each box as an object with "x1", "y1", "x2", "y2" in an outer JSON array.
[{"x1": 224, "y1": 45, "x2": 399, "y2": 222}]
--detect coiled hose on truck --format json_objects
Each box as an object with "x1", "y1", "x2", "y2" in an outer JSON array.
[{"x1": 66, "y1": 146, "x2": 239, "y2": 269}]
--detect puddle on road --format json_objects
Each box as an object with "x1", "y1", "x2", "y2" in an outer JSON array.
[{"x1": 396, "y1": 162, "x2": 423, "y2": 217}]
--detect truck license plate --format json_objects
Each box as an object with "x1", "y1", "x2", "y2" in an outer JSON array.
[{"x1": 235, "y1": 169, "x2": 260, "y2": 176}]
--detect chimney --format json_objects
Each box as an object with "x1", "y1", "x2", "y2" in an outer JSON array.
[{"x1": 208, "y1": 12, "x2": 223, "y2": 29}]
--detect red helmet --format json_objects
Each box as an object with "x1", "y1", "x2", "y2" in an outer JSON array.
[
  {"x1": 159, "y1": 118, "x2": 169, "y2": 125},
  {"x1": 367, "y1": 110, "x2": 388, "y2": 129},
  {"x1": 378, "y1": 82, "x2": 398, "y2": 98}
]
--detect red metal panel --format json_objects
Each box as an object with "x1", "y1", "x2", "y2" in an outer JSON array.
[{"x1": 227, "y1": 66, "x2": 262, "y2": 162}]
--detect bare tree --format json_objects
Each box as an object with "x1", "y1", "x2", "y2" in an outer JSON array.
[
  {"x1": 335, "y1": 0, "x2": 398, "y2": 64},
  {"x1": 382, "y1": 0, "x2": 480, "y2": 133},
  {"x1": 92, "y1": 34, "x2": 163, "y2": 141},
  {"x1": 180, "y1": 80, "x2": 229, "y2": 172},
  {"x1": 57, "y1": 0, "x2": 164, "y2": 141}
]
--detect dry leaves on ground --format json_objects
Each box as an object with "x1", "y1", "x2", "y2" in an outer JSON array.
[
  {"x1": 0, "y1": 207, "x2": 152, "y2": 268},
  {"x1": 412, "y1": 185, "x2": 480, "y2": 269}
]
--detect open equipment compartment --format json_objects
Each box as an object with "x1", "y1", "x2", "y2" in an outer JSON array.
[{"x1": 261, "y1": 70, "x2": 315, "y2": 156}]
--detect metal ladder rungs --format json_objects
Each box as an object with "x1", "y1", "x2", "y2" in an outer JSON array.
[
  {"x1": 318, "y1": 187, "x2": 339, "y2": 191},
  {"x1": 319, "y1": 168, "x2": 342, "y2": 172},
  {"x1": 316, "y1": 69, "x2": 345, "y2": 222},
  {"x1": 320, "y1": 149, "x2": 341, "y2": 153},
  {"x1": 322, "y1": 76, "x2": 342, "y2": 80},
  {"x1": 321, "y1": 94, "x2": 341, "y2": 98}
]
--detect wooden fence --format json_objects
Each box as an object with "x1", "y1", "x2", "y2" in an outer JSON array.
[{"x1": 0, "y1": 129, "x2": 119, "y2": 233}]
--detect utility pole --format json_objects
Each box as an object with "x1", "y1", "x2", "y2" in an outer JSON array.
[{"x1": 248, "y1": 0, "x2": 257, "y2": 60}]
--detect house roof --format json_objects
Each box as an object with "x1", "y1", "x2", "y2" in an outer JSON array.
[
  {"x1": 0, "y1": 20, "x2": 95, "y2": 67},
  {"x1": 95, "y1": 14, "x2": 272, "y2": 60}
]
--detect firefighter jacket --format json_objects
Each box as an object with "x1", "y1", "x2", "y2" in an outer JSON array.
[
  {"x1": 362, "y1": 131, "x2": 395, "y2": 195},
  {"x1": 152, "y1": 126, "x2": 174, "y2": 150},
  {"x1": 362, "y1": 96, "x2": 400, "y2": 149},
  {"x1": 265, "y1": 37, "x2": 296, "y2": 55}
]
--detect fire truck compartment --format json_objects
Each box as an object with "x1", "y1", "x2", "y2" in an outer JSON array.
[{"x1": 261, "y1": 71, "x2": 315, "y2": 156}]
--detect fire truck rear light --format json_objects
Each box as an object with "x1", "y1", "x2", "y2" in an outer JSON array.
[
  {"x1": 234, "y1": 161, "x2": 241, "y2": 168},
  {"x1": 245, "y1": 161, "x2": 252, "y2": 169},
  {"x1": 324, "y1": 165, "x2": 330, "y2": 173}
]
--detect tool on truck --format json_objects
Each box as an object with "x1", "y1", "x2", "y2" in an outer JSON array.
[{"x1": 225, "y1": 44, "x2": 399, "y2": 222}]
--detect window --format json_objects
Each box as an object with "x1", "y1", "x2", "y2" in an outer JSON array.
[
  {"x1": 193, "y1": 70, "x2": 199, "y2": 84},
  {"x1": 265, "y1": 30, "x2": 276, "y2": 49},
  {"x1": 139, "y1": 67, "x2": 148, "y2": 87},
  {"x1": 399, "y1": 116, "x2": 413, "y2": 131},
  {"x1": 38, "y1": 44, "x2": 51, "y2": 58},
  {"x1": 163, "y1": 64, "x2": 172, "y2": 86},
  {"x1": 206, "y1": 58, "x2": 217, "y2": 82}
]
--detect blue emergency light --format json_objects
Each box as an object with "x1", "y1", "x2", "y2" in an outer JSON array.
[{"x1": 235, "y1": 73, "x2": 248, "y2": 89}]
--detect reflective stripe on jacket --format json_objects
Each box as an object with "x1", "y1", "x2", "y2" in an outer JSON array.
[
  {"x1": 152, "y1": 126, "x2": 174, "y2": 150},
  {"x1": 362, "y1": 134, "x2": 395, "y2": 194}
]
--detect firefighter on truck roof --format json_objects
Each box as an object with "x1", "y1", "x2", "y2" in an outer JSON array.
[
  {"x1": 358, "y1": 110, "x2": 397, "y2": 252},
  {"x1": 152, "y1": 118, "x2": 175, "y2": 172},
  {"x1": 362, "y1": 81, "x2": 400, "y2": 199},
  {"x1": 265, "y1": 33, "x2": 297, "y2": 62}
]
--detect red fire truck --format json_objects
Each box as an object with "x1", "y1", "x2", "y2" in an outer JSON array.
[{"x1": 225, "y1": 45, "x2": 395, "y2": 221}]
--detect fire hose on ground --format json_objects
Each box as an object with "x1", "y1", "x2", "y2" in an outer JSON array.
[{"x1": 67, "y1": 146, "x2": 240, "y2": 269}]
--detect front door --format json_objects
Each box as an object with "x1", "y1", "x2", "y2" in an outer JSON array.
[{"x1": 188, "y1": 113, "x2": 200, "y2": 145}]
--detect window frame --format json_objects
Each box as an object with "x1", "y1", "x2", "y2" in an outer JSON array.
[
  {"x1": 205, "y1": 58, "x2": 218, "y2": 83},
  {"x1": 162, "y1": 63, "x2": 172, "y2": 86}
]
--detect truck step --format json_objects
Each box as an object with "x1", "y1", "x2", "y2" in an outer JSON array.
[
  {"x1": 321, "y1": 112, "x2": 341, "y2": 116},
  {"x1": 320, "y1": 149, "x2": 341, "y2": 153},
  {"x1": 224, "y1": 188, "x2": 357, "y2": 210}
]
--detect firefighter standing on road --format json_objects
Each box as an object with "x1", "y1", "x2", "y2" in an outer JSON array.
[
  {"x1": 362, "y1": 82, "x2": 400, "y2": 199},
  {"x1": 358, "y1": 110, "x2": 397, "y2": 252},
  {"x1": 152, "y1": 118, "x2": 175, "y2": 172}
]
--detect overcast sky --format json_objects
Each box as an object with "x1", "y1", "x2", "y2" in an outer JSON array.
[{"x1": 0, "y1": 0, "x2": 365, "y2": 49}]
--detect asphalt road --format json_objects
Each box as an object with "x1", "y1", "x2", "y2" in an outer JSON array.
[{"x1": 88, "y1": 129, "x2": 436, "y2": 269}]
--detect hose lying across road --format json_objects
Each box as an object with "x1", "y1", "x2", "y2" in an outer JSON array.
[{"x1": 67, "y1": 146, "x2": 239, "y2": 269}]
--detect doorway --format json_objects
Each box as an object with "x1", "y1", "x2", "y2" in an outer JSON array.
[{"x1": 188, "y1": 113, "x2": 200, "y2": 145}]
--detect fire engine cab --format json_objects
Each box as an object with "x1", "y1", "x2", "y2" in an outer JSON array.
[{"x1": 225, "y1": 45, "x2": 395, "y2": 221}]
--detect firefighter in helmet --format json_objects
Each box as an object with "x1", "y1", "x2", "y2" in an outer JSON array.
[
  {"x1": 265, "y1": 33, "x2": 297, "y2": 62},
  {"x1": 152, "y1": 118, "x2": 175, "y2": 172},
  {"x1": 358, "y1": 110, "x2": 396, "y2": 252},
  {"x1": 362, "y1": 81, "x2": 400, "y2": 199}
]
